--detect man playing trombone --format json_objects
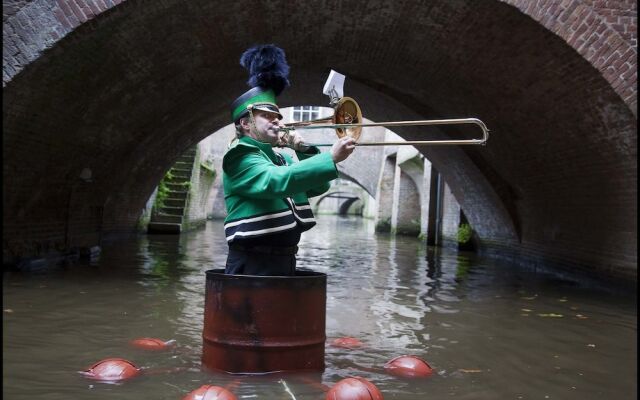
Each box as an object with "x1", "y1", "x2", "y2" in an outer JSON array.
[{"x1": 222, "y1": 44, "x2": 356, "y2": 276}]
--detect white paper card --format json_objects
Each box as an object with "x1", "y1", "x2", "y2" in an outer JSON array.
[{"x1": 322, "y1": 69, "x2": 345, "y2": 98}]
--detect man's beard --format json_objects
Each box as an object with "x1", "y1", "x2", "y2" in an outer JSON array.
[{"x1": 256, "y1": 126, "x2": 278, "y2": 145}]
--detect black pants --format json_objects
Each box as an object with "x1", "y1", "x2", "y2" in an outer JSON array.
[{"x1": 224, "y1": 247, "x2": 297, "y2": 276}]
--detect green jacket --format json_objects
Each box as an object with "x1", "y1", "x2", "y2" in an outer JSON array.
[{"x1": 222, "y1": 136, "x2": 338, "y2": 243}]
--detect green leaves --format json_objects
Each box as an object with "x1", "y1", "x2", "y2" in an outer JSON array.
[{"x1": 457, "y1": 223, "x2": 472, "y2": 244}]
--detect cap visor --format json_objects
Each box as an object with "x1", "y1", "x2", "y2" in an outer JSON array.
[{"x1": 253, "y1": 104, "x2": 283, "y2": 119}]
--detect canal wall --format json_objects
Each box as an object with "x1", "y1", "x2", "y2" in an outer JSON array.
[
  {"x1": 203, "y1": 124, "x2": 235, "y2": 220},
  {"x1": 183, "y1": 144, "x2": 217, "y2": 230},
  {"x1": 142, "y1": 142, "x2": 217, "y2": 232},
  {"x1": 441, "y1": 183, "x2": 463, "y2": 246}
]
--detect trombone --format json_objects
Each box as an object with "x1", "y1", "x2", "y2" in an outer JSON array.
[{"x1": 279, "y1": 97, "x2": 489, "y2": 147}]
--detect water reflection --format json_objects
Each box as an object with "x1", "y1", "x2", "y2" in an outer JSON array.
[{"x1": 2, "y1": 216, "x2": 636, "y2": 400}]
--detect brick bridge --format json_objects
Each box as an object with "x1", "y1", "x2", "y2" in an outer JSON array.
[{"x1": 3, "y1": 0, "x2": 637, "y2": 282}]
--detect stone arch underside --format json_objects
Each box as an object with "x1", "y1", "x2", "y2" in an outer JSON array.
[
  {"x1": 3, "y1": 0, "x2": 636, "y2": 281},
  {"x1": 313, "y1": 190, "x2": 364, "y2": 216}
]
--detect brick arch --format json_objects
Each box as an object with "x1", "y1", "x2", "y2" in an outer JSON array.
[
  {"x1": 4, "y1": 0, "x2": 636, "y2": 113},
  {"x1": 2, "y1": 0, "x2": 636, "y2": 281},
  {"x1": 313, "y1": 190, "x2": 364, "y2": 215},
  {"x1": 503, "y1": 0, "x2": 637, "y2": 115}
]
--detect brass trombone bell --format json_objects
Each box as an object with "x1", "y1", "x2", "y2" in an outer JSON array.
[
  {"x1": 280, "y1": 97, "x2": 489, "y2": 147},
  {"x1": 284, "y1": 97, "x2": 363, "y2": 142}
]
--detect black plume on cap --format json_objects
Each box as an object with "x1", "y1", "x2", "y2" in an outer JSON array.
[{"x1": 240, "y1": 44, "x2": 290, "y2": 96}]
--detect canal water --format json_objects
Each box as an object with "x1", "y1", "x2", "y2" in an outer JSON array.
[{"x1": 3, "y1": 216, "x2": 636, "y2": 399}]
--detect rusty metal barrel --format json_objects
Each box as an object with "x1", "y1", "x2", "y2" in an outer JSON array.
[{"x1": 202, "y1": 268, "x2": 327, "y2": 373}]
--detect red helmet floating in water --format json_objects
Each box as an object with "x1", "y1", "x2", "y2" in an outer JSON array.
[
  {"x1": 383, "y1": 355, "x2": 433, "y2": 378},
  {"x1": 331, "y1": 337, "x2": 363, "y2": 349},
  {"x1": 182, "y1": 385, "x2": 237, "y2": 400},
  {"x1": 326, "y1": 377, "x2": 383, "y2": 400},
  {"x1": 130, "y1": 337, "x2": 176, "y2": 351},
  {"x1": 79, "y1": 358, "x2": 140, "y2": 382}
]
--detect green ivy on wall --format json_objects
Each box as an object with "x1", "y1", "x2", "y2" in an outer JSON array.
[
  {"x1": 457, "y1": 223, "x2": 473, "y2": 244},
  {"x1": 153, "y1": 169, "x2": 174, "y2": 211}
]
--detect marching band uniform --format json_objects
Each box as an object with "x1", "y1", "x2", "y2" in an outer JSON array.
[{"x1": 222, "y1": 46, "x2": 339, "y2": 275}]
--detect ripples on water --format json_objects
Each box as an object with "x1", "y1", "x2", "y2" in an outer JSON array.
[{"x1": 2, "y1": 216, "x2": 637, "y2": 399}]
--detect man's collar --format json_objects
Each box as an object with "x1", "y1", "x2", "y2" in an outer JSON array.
[{"x1": 239, "y1": 135, "x2": 276, "y2": 153}]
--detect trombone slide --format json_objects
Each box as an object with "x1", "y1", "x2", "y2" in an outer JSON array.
[{"x1": 285, "y1": 118, "x2": 490, "y2": 148}]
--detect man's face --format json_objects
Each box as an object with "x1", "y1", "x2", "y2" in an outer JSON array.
[{"x1": 243, "y1": 110, "x2": 283, "y2": 146}]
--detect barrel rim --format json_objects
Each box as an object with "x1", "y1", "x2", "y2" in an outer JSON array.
[{"x1": 205, "y1": 268, "x2": 326, "y2": 280}]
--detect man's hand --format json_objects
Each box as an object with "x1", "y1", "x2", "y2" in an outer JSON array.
[
  {"x1": 331, "y1": 137, "x2": 356, "y2": 163},
  {"x1": 276, "y1": 131, "x2": 289, "y2": 148},
  {"x1": 278, "y1": 130, "x2": 308, "y2": 152}
]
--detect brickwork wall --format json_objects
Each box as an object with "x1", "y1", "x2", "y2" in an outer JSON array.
[
  {"x1": 421, "y1": 159, "x2": 434, "y2": 238},
  {"x1": 504, "y1": 0, "x2": 637, "y2": 114},
  {"x1": 335, "y1": 125, "x2": 386, "y2": 197},
  {"x1": 3, "y1": 0, "x2": 122, "y2": 84},
  {"x1": 193, "y1": 134, "x2": 218, "y2": 219},
  {"x1": 202, "y1": 124, "x2": 235, "y2": 219},
  {"x1": 183, "y1": 144, "x2": 216, "y2": 229},
  {"x1": 394, "y1": 147, "x2": 428, "y2": 237},
  {"x1": 4, "y1": 0, "x2": 635, "y2": 113},
  {"x1": 392, "y1": 169, "x2": 421, "y2": 236},
  {"x1": 441, "y1": 183, "x2": 462, "y2": 245},
  {"x1": 2, "y1": 0, "x2": 636, "y2": 281},
  {"x1": 375, "y1": 156, "x2": 396, "y2": 232}
]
